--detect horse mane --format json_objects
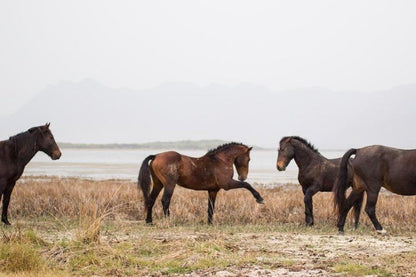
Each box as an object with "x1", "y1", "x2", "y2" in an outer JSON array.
[
  {"x1": 280, "y1": 136, "x2": 319, "y2": 153},
  {"x1": 206, "y1": 142, "x2": 248, "y2": 156},
  {"x1": 8, "y1": 130, "x2": 36, "y2": 159}
]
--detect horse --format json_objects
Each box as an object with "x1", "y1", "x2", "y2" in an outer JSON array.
[
  {"x1": 276, "y1": 136, "x2": 363, "y2": 227},
  {"x1": 0, "y1": 123, "x2": 61, "y2": 225},
  {"x1": 334, "y1": 145, "x2": 416, "y2": 234},
  {"x1": 138, "y1": 142, "x2": 264, "y2": 224}
]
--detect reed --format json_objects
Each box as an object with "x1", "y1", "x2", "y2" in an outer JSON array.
[
  {"x1": 1, "y1": 176, "x2": 415, "y2": 276},
  {"x1": 10, "y1": 176, "x2": 416, "y2": 233}
]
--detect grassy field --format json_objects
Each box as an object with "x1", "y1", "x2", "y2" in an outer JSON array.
[{"x1": 0, "y1": 176, "x2": 415, "y2": 276}]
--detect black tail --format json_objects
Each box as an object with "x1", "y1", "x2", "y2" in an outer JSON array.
[
  {"x1": 138, "y1": 155, "x2": 156, "y2": 208},
  {"x1": 333, "y1": 148, "x2": 357, "y2": 215}
]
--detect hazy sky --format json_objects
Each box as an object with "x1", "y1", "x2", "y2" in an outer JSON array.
[{"x1": 1, "y1": 1, "x2": 416, "y2": 116}]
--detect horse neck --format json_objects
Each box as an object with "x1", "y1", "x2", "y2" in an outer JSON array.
[
  {"x1": 11, "y1": 132, "x2": 38, "y2": 167},
  {"x1": 216, "y1": 146, "x2": 245, "y2": 163},
  {"x1": 292, "y1": 141, "x2": 321, "y2": 170}
]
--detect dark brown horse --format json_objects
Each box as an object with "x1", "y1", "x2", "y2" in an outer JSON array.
[
  {"x1": 138, "y1": 142, "x2": 264, "y2": 224},
  {"x1": 277, "y1": 136, "x2": 363, "y2": 226},
  {"x1": 0, "y1": 123, "x2": 61, "y2": 225},
  {"x1": 334, "y1": 145, "x2": 416, "y2": 234}
]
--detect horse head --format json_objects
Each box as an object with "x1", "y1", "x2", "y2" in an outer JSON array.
[
  {"x1": 29, "y1": 123, "x2": 61, "y2": 160},
  {"x1": 277, "y1": 137, "x2": 295, "y2": 171},
  {"x1": 234, "y1": 146, "x2": 253, "y2": 181}
]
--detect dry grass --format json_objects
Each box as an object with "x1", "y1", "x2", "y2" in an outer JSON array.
[
  {"x1": 10, "y1": 176, "x2": 416, "y2": 233},
  {"x1": 0, "y1": 176, "x2": 414, "y2": 276}
]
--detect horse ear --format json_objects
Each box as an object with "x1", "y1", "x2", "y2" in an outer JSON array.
[
  {"x1": 46, "y1": 122, "x2": 50, "y2": 128},
  {"x1": 248, "y1": 147, "x2": 253, "y2": 152}
]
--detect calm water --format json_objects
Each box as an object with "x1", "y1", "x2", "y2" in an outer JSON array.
[{"x1": 26, "y1": 148, "x2": 346, "y2": 185}]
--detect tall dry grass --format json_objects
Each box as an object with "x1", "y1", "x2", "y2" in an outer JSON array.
[{"x1": 10, "y1": 176, "x2": 416, "y2": 233}]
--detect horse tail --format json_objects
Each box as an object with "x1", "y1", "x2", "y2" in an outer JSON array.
[
  {"x1": 333, "y1": 148, "x2": 357, "y2": 214},
  {"x1": 138, "y1": 155, "x2": 156, "y2": 208}
]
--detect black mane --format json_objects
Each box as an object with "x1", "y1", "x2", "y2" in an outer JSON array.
[
  {"x1": 280, "y1": 136, "x2": 318, "y2": 153},
  {"x1": 206, "y1": 142, "x2": 248, "y2": 156}
]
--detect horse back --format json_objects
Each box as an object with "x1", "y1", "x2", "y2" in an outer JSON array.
[
  {"x1": 176, "y1": 155, "x2": 221, "y2": 190},
  {"x1": 150, "y1": 151, "x2": 220, "y2": 190},
  {"x1": 352, "y1": 146, "x2": 416, "y2": 195}
]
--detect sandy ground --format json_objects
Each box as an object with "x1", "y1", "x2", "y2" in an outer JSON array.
[{"x1": 95, "y1": 224, "x2": 415, "y2": 276}]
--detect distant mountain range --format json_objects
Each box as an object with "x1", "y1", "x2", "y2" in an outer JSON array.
[{"x1": 1, "y1": 79, "x2": 416, "y2": 149}]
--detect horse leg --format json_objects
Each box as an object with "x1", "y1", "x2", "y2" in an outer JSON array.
[
  {"x1": 161, "y1": 183, "x2": 176, "y2": 217},
  {"x1": 303, "y1": 184, "x2": 320, "y2": 226},
  {"x1": 224, "y1": 180, "x2": 264, "y2": 203},
  {"x1": 207, "y1": 190, "x2": 218, "y2": 225},
  {"x1": 337, "y1": 190, "x2": 364, "y2": 233},
  {"x1": 146, "y1": 177, "x2": 163, "y2": 224},
  {"x1": 1, "y1": 181, "x2": 16, "y2": 225},
  {"x1": 352, "y1": 191, "x2": 364, "y2": 229},
  {"x1": 365, "y1": 189, "x2": 384, "y2": 232}
]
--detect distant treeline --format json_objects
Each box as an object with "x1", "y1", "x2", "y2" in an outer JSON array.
[{"x1": 58, "y1": 140, "x2": 260, "y2": 150}]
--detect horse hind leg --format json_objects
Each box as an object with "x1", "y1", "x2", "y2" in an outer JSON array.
[
  {"x1": 161, "y1": 182, "x2": 176, "y2": 218},
  {"x1": 146, "y1": 176, "x2": 163, "y2": 224},
  {"x1": 337, "y1": 189, "x2": 363, "y2": 234},
  {"x1": 364, "y1": 188, "x2": 384, "y2": 233},
  {"x1": 352, "y1": 191, "x2": 364, "y2": 229}
]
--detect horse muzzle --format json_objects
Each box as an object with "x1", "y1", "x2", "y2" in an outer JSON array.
[
  {"x1": 238, "y1": 175, "x2": 247, "y2": 181},
  {"x1": 51, "y1": 150, "x2": 62, "y2": 160},
  {"x1": 276, "y1": 161, "x2": 286, "y2": 171}
]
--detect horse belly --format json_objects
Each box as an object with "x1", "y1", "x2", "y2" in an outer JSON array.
[
  {"x1": 386, "y1": 163, "x2": 416, "y2": 195},
  {"x1": 177, "y1": 178, "x2": 217, "y2": 191},
  {"x1": 384, "y1": 179, "x2": 416, "y2": 195}
]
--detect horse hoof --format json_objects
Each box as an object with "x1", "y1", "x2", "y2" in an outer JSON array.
[
  {"x1": 338, "y1": 231, "x2": 345, "y2": 235},
  {"x1": 377, "y1": 229, "x2": 387, "y2": 235},
  {"x1": 2, "y1": 219, "x2": 11, "y2": 225},
  {"x1": 256, "y1": 199, "x2": 265, "y2": 204}
]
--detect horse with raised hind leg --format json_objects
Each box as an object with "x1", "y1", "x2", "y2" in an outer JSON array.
[
  {"x1": 277, "y1": 136, "x2": 363, "y2": 227},
  {"x1": 138, "y1": 142, "x2": 264, "y2": 224},
  {"x1": 334, "y1": 145, "x2": 416, "y2": 234}
]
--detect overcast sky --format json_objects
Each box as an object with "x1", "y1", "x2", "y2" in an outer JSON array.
[{"x1": 1, "y1": 1, "x2": 416, "y2": 116}]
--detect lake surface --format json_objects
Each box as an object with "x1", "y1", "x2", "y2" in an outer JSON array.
[{"x1": 25, "y1": 148, "x2": 346, "y2": 185}]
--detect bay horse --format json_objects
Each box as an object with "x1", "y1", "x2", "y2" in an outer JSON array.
[
  {"x1": 334, "y1": 145, "x2": 416, "y2": 234},
  {"x1": 138, "y1": 142, "x2": 264, "y2": 224},
  {"x1": 277, "y1": 136, "x2": 363, "y2": 226},
  {"x1": 0, "y1": 123, "x2": 61, "y2": 225}
]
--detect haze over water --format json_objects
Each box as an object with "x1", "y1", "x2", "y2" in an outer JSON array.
[{"x1": 25, "y1": 148, "x2": 345, "y2": 186}]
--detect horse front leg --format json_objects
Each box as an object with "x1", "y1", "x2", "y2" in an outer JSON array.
[
  {"x1": 224, "y1": 180, "x2": 264, "y2": 204},
  {"x1": 1, "y1": 181, "x2": 16, "y2": 225},
  {"x1": 302, "y1": 184, "x2": 320, "y2": 226},
  {"x1": 207, "y1": 190, "x2": 218, "y2": 224},
  {"x1": 364, "y1": 187, "x2": 384, "y2": 233}
]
